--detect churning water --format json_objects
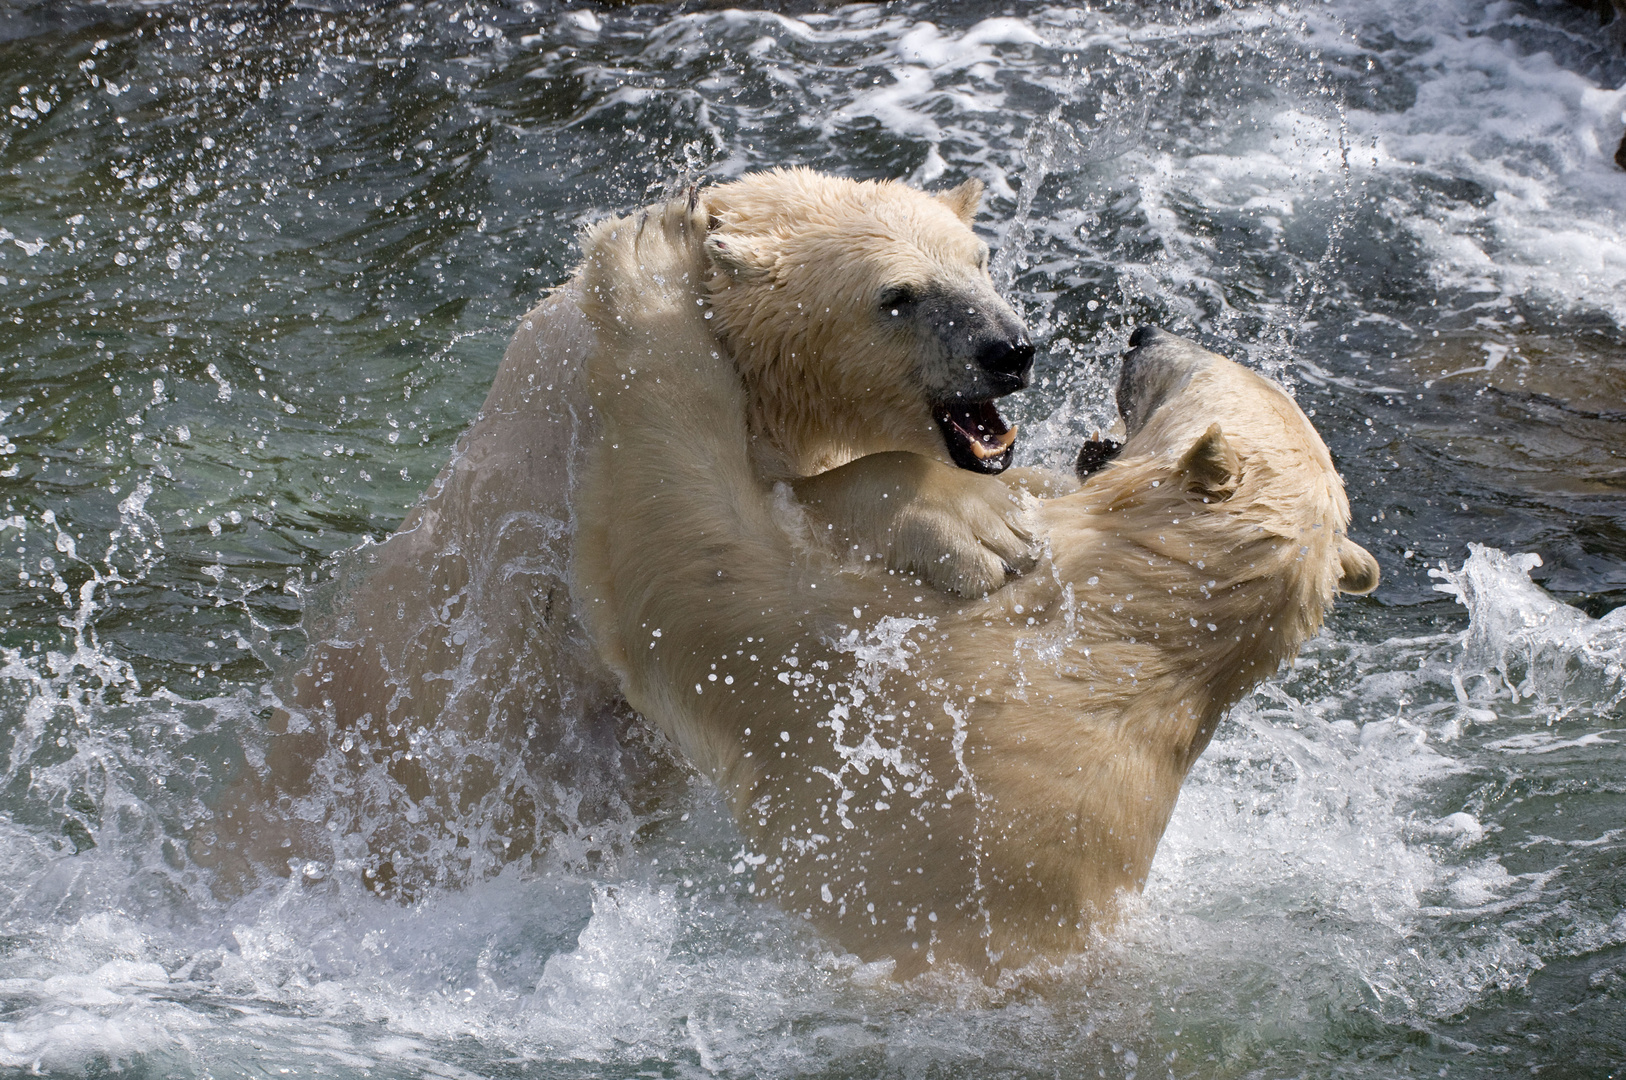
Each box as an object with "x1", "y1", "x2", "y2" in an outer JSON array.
[{"x1": 2, "y1": 0, "x2": 1624, "y2": 1076}]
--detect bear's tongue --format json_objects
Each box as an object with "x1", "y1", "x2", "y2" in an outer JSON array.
[{"x1": 933, "y1": 401, "x2": 1018, "y2": 474}]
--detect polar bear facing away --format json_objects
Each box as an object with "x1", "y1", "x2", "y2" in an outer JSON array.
[
  {"x1": 577, "y1": 200, "x2": 1380, "y2": 979},
  {"x1": 196, "y1": 170, "x2": 1040, "y2": 894}
]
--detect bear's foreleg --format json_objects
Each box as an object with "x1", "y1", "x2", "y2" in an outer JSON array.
[{"x1": 790, "y1": 451, "x2": 1037, "y2": 597}]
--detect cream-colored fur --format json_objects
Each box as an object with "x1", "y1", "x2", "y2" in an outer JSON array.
[
  {"x1": 197, "y1": 171, "x2": 1038, "y2": 892},
  {"x1": 705, "y1": 167, "x2": 1041, "y2": 597},
  {"x1": 705, "y1": 169, "x2": 1007, "y2": 480},
  {"x1": 576, "y1": 199, "x2": 1380, "y2": 979}
]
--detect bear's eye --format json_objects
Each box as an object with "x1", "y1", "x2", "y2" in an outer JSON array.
[{"x1": 878, "y1": 284, "x2": 921, "y2": 315}]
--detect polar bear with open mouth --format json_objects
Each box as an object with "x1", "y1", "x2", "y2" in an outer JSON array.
[{"x1": 198, "y1": 170, "x2": 1050, "y2": 896}]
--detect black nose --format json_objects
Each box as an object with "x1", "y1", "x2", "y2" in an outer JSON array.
[
  {"x1": 976, "y1": 336, "x2": 1035, "y2": 388},
  {"x1": 1128, "y1": 325, "x2": 1169, "y2": 348}
]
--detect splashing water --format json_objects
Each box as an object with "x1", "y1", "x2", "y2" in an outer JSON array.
[{"x1": 1432, "y1": 543, "x2": 1626, "y2": 712}]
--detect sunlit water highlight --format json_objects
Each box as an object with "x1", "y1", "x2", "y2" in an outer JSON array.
[{"x1": 1, "y1": 1, "x2": 1623, "y2": 1076}]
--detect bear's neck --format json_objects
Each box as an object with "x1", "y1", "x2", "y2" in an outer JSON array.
[
  {"x1": 740, "y1": 381, "x2": 935, "y2": 483},
  {"x1": 949, "y1": 517, "x2": 1337, "y2": 943}
]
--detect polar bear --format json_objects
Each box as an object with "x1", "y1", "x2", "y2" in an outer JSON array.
[
  {"x1": 575, "y1": 199, "x2": 1381, "y2": 979},
  {"x1": 195, "y1": 171, "x2": 1041, "y2": 894}
]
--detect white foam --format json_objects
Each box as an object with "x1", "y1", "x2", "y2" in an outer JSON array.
[
  {"x1": 1333, "y1": 0, "x2": 1626, "y2": 321},
  {"x1": 1431, "y1": 543, "x2": 1626, "y2": 710},
  {"x1": 526, "y1": 883, "x2": 680, "y2": 1054}
]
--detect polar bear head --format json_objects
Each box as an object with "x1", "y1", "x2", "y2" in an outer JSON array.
[
  {"x1": 1046, "y1": 326, "x2": 1381, "y2": 732},
  {"x1": 699, "y1": 168, "x2": 1032, "y2": 479}
]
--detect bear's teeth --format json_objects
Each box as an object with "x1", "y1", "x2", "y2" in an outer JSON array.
[{"x1": 969, "y1": 424, "x2": 1018, "y2": 460}]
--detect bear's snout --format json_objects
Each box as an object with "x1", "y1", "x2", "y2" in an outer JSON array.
[
  {"x1": 1118, "y1": 326, "x2": 1216, "y2": 436},
  {"x1": 920, "y1": 291, "x2": 1034, "y2": 402},
  {"x1": 975, "y1": 333, "x2": 1035, "y2": 391}
]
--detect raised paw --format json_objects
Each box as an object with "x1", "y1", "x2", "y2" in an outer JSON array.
[
  {"x1": 581, "y1": 191, "x2": 712, "y2": 331},
  {"x1": 636, "y1": 190, "x2": 710, "y2": 284},
  {"x1": 792, "y1": 451, "x2": 1038, "y2": 599},
  {"x1": 889, "y1": 476, "x2": 1036, "y2": 597}
]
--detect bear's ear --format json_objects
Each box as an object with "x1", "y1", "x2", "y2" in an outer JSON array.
[
  {"x1": 936, "y1": 178, "x2": 983, "y2": 225},
  {"x1": 1337, "y1": 540, "x2": 1380, "y2": 595},
  {"x1": 1176, "y1": 423, "x2": 1241, "y2": 501},
  {"x1": 704, "y1": 232, "x2": 774, "y2": 280}
]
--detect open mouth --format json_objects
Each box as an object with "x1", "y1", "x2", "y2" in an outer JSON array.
[{"x1": 933, "y1": 401, "x2": 1018, "y2": 474}]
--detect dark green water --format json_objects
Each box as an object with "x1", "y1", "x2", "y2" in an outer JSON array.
[{"x1": 1, "y1": 1, "x2": 1624, "y2": 1076}]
